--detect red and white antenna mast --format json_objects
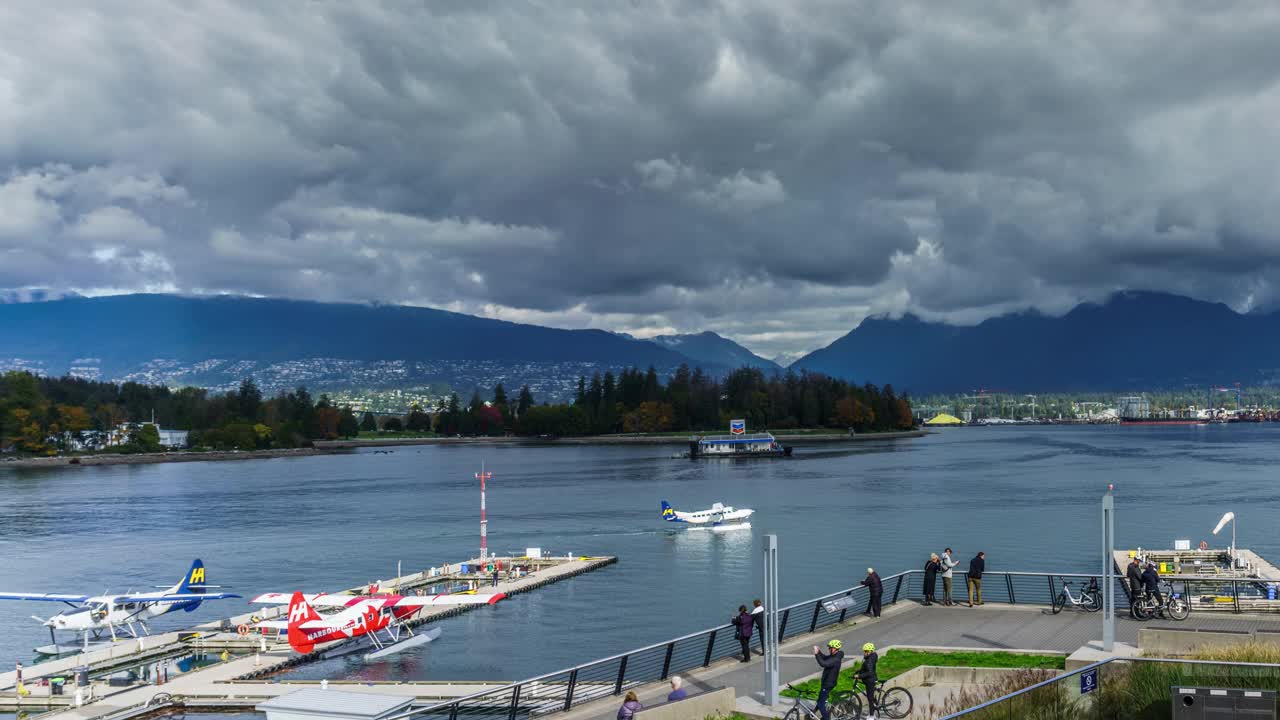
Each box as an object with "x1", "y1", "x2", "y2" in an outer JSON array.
[{"x1": 476, "y1": 463, "x2": 493, "y2": 561}]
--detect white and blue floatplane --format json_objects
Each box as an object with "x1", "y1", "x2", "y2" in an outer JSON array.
[{"x1": 661, "y1": 500, "x2": 753, "y2": 532}]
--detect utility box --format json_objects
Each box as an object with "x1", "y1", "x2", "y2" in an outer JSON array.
[
  {"x1": 1172, "y1": 687, "x2": 1275, "y2": 718},
  {"x1": 526, "y1": 547, "x2": 542, "y2": 559}
]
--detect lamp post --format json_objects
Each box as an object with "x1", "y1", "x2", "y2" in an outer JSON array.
[
  {"x1": 1102, "y1": 485, "x2": 1115, "y2": 651},
  {"x1": 763, "y1": 534, "x2": 780, "y2": 706}
]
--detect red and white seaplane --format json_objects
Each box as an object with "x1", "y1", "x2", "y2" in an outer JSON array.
[{"x1": 251, "y1": 588, "x2": 506, "y2": 660}]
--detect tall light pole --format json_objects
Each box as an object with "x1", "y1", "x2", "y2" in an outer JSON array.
[
  {"x1": 477, "y1": 464, "x2": 492, "y2": 561},
  {"x1": 763, "y1": 534, "x2": 780, "y2": 706},
  {"x1": 1102, "y1": 485, "x2": 1115, "y2": 651}
]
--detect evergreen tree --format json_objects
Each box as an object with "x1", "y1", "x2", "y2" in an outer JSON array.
[
  {"x1": 338, "y1": 406, "x2": 360, "y2": 438},
  {"x1": 516, "y1": 385, "x2": 534, "y2": 418},
  {"x1": 237, "y1": 377, "x2": 262, "y2": 422},
  {"x1": 360, "y1": 411, "x2": 377, "y2": 432}
]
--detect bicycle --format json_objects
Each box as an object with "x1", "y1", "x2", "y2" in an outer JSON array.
[
  {"x1": 1051, "y1": 577, "x2": 1102, "y2": 614},
  {"x1": 1132, "y1": 582, "x2": 1190, "y2": 621},
  {"x1": 782, "y1": 684, "x2": 858, "y2": 720},
  {"x1": 848, "y1": 677, "x2": 914, "y2": 720}
]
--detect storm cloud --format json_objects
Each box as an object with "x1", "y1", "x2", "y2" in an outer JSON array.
[{"x1": 3, "y1": 1, "x2": 1280, "y2": 357}]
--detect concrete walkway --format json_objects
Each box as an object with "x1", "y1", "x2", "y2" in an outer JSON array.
[{"x1": 556, "y1": 600, "x2": 1280, "y2": 720}]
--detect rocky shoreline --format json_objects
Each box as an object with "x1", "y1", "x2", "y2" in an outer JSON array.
[{"x1": 0, "y1": 446, "x2": 342, "y2": 469}]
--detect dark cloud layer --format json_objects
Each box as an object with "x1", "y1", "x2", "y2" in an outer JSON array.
[{"x1": 2, "y1": 1, "x2": 1279, "y2": 357}]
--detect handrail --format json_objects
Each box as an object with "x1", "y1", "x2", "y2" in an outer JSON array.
[{"x1": 389, "y1": 568, "x2": 1280, "y2": 720}]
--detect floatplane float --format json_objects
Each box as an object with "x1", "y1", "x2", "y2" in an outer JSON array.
[
  {"x1": 0, "y1": 559, "x2": 241, "y2": 656},
  {"x1": 661, "y1": 500, "x2": 754, "y2": 532},
  {"x1": 251, "y1": 587, "x2": 506, "y2": 661}
]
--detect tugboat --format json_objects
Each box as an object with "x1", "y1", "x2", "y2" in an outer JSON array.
[{"x1": 687, "y1": 419, "x2": 792, "y2": 458}]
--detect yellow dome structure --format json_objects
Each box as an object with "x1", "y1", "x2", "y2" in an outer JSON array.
[{"x1": 924, "y1": 413, "x2": 964, "y2": 426}]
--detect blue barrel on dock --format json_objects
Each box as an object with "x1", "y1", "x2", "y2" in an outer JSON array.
[
  {"x1": 461, "y1": 563, "x2": 470, "y2": 574},
  {"x1": 1269, "y1": 584, "x2": 1277, "y2": 601}
]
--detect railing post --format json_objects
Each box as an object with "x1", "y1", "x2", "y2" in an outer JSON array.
[
  {"x1": 703, "y1": 630, "x2": 717, "y2": 667},
  {"x1": 1048, "y1": 575, "x2": 1056, "y2": 607},
  {"x1": 660, "y1": 642, "x2": 674, "y2": 680},
  {"x1": 563, "y1": 669, "x2": 578, "y2": 711},
  {"x1": 809, "y1": 600, "x2": 822, "y2": 632},
  {"x1": 777, "y1": 609, "x2": 790, "y2": 640},
  {"x1": 892, "y1": 574, "x2": 904, "y2": 603},
  {"x1": 614, "y1": 655, "x2": 629, "y2": 695},
  {"x1": 507, "y1": 684, "x2": 522, "y2": 720},
  {"x1": 1006, "y1": 574, "x2": 1016, "y2": 604},
  {"x1": 1233, "y1": 580, "x2": 1240, "y2": 614},
  {"x1": 449, "y1": 702, "x2": 459, "y2": 720}
]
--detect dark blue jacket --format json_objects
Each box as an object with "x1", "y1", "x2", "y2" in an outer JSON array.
[
  {"x1": 815, "y1": 649, "x2": 845, "y2": 689},
  {"x1": 969, "y1": 555, "x2": 985, "y2": 579}
]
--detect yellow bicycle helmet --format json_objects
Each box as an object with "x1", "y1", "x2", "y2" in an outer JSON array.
[
  {"x1": 862, "y1": 642, "x2": 876, "y2": 652},
  {"x1": 827, "y1": 639, "x2": 843, "y2": 649}
]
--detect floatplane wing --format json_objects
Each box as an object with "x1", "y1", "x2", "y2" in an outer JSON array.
[{"x1": 251, "y1": 591, "x2": 506, "y2": 608}]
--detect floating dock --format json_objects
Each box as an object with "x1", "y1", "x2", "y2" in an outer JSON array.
[
  {"x1": 0, "y1": 554, "x2": 616, "y2": 716},
  {"x1": 1113, "y1": 547, "x2": 1280, "y2": 612}
]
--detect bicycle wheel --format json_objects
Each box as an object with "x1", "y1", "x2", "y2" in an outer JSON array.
[
  {"x1": 783, "y1": 707, "x2": 803, "y2": 720},
  {"x1": 1133, "y1": 597, "x2": 1154, "y2": 620},
  {"x1": 878, "y1": 687, "x2": 914, "y2": 719},
  {"x1": 1051, "y1": 591, "x2": 1066, "y2": 614},
  {"x1": 1083, "y1": 590, "x2": 1102, "y2": 613},
  {"x1": 831, "y1": 693, "x2": 862, "y2": 720},
  {"x1": 1167, "y1": 596, "x2": 1191, "y2": 620}
]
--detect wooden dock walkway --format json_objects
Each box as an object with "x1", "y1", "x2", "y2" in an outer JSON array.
[{"x1": 1, "y1": 555, "x2": 617, "y2": 717}]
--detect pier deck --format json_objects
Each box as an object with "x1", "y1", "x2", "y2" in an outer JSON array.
[
  {"x1": 556, "y1": 601, "x2": 1280, "y2": 720},
  {"x1": 0, "y1": 555, "x2": 616, "y2": 716}
]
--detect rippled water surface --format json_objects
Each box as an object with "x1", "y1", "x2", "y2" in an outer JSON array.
[{"x1": 2, "y1": 424, "x2": 1277, "y2": 680}]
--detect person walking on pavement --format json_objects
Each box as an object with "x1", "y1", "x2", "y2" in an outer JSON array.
[
  {"x1": 667, "y1": 676, "x2": 687, "y2": 702},
  {"x1": 731, "y1": 605, "x2": 753, "y2": 662},
  {"x1": 856, "y1": 642, "x2": 879, "y2": 719},
  {"x1": 923, "y1": 553, "x2": 941, "y2": 606},
  {"x1": 968, "y1": 551, "x2": 986, "y2": 606},
  {"x1": 616, "y1": 691, "x2": 643, "y2": 720},
  {"x1": 751, "y1": 598, "x2": 766, "y2": 655},
  {"x1": 811, "y1": 639, "x2": 845, "y2": 720},
  {"x1": 1126, "y1": 557, "x2": 1144, "y2": 618},
  {"x1": 862, "y1": 568, "x2": 883, "y2": 617},
  {"x1": 941, "y1": 548, "x2": 959, "y2": 606}
]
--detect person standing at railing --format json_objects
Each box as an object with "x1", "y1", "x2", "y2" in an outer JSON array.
[
  {"x1": 967, "y1": 551, "x2": 986, "y2": 606},
  {"x1": 1126, "y1": 557, "x2": 1143, "y2": 617},
  {"x1": 923, "y1": 554, "x2": 941, "y2": 606},
  {"x1": 731, "y1": 605, "x2": 753, "y2": 662},
  {"x1": 751, "y1": 598, "x2": 766, "y2": 655},
  {"x1": 862, "y1": 568, "x2": 883, "y2": 617},
  {"x1": 941, "y1": 548, "x2": 959, "y2": 606},
  {"x1": 811, "y1": 639, "x2": 845, "y2": 720}
]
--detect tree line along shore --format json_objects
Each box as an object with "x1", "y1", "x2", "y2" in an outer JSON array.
[{"x1": 0, "y1": 366, "x2": 914, "y2": 460}]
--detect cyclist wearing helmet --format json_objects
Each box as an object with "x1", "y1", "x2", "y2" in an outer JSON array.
[
  {"x1": 856, "y1": 642, "x2": 879, "y2": 718},
  {"x1": 811, "y1": 639, "x2": 845, "y2": 720}
]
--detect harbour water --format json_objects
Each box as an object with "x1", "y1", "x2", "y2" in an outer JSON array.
[{"x1": 2, "y1": 424, "x2": 1278, "y2": 682}]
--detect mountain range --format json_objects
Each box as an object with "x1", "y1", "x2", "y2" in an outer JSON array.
[
  {"x1": 793, "y1": 291, "x2": 1280, "y2": 394},
  {"x1": 3, "y1": 291, "x2": 1275, "y2": 398},
  {"x1": 0, "y1": 294, "x2": 774, "y2": 399}
]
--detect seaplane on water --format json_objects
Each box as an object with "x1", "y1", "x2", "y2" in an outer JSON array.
[
  {"x1": 661, "y1": 500, "x2": 753, "y2": 531},
  {"x1": 0, "y1": 559, "x2": 240, "y2": 654},
  {"x1": 250, "y1": 588, "x2": 506, "y2": 660}
]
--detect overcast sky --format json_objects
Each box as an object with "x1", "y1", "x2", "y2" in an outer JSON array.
[{"x1": 2, "y1": 2, "x2": 1279, "y2": 358}]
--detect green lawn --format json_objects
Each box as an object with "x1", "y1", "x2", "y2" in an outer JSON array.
[
  {"x1": 782, "y1": 649, "x2": 1066, "y2": 697},
  {"x1": 355, "y1": 431, "x2": 438, "y2": 439}
]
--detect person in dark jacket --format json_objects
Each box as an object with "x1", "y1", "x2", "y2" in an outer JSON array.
[
  {"x1": 968, "y1": 552, "x2": 986, "y2": 606},
  {"x1": 616, "y1": 691, "x2": 642, "y2": 720},
  {"x1": 731, "y1": 605, "x2": 753, "y2": 662},
  {"x1": 1126, "y1": 558, "x2": 1144, "y2": 617},
  {"x1": 861, "y1": 568, "x2": 883, "y2": 617},
  {"x1": 751, "y1": 599, "x2": 766, "y2": 655},
  {"x1": 923, "y1": 553, "x2": 941, "y2": 606},
  {"x1": 1142, "y1": 562, "x2": 1163, "y2": 607},
  {"x1": 811, "y1": 639, "x2": 845, "y2": 720},
  {"x1": 856, "y1": 642, "x2": 879, "y2": 717}
]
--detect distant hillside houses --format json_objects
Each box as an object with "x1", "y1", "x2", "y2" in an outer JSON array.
[{"x1": 54, "y1": 422, "x2": 189, "y2": 452}]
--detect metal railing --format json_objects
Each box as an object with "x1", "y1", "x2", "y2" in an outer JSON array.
[
  {"x1": 390, "y1": 568, "x2": 1280, "y2": 720},
  {"x1": 939, "y1": 657, "x2": 1280, "y2": 719}
]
